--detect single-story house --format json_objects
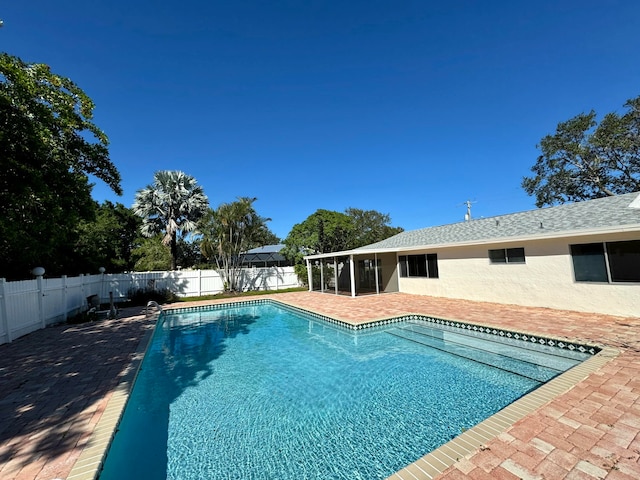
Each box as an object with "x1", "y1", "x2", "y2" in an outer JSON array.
[{"x1": 304, "y1": 192, "x2": 640, "y2": 317}]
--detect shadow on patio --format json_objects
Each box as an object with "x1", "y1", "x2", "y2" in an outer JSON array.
[{"x1": 0, "y1": 307, "x2": 155, "y2": 479}]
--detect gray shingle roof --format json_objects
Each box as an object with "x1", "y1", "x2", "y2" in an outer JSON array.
[{"x1": 359, "y1": 192, "x2": 640, "y2": 251}]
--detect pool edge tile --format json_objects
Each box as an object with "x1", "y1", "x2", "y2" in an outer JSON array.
[
  {"x1": 384, "y1": 344, "x2": 621, "y2": 480},
  {"x1": 65, "y1": 327, "x2": 155, "y2": 480},
  {"x1": 68, "y1": 298, "x2": 620, "y2": 480}
]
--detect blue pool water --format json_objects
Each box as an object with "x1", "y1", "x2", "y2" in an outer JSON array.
[{"x1": 99, "y1": 302, "x2": 588, "y2": 480}]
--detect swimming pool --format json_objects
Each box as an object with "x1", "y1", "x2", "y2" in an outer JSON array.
[{"x1": 99, "y1": 301, "x2": 594, "y2": 479}]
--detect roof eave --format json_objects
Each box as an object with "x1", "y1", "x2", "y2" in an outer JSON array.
[{"x1": 303, "y1": 223, "x2": 640, "y2": 260}]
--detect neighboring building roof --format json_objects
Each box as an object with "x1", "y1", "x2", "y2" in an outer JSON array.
[
  {"x1": 241, "y1": 244, "x2": 289, "y2": 265},
  {"x1": 244, "y1": 244, "x2": 285, "y2": 254},
  {"x1": 305, "y1": 192, "x2": 640, "y2": 259}
]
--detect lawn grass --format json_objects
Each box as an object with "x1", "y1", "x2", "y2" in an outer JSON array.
[{"x1": 173, "y1": 287, "x2": 307, "y2": 303}]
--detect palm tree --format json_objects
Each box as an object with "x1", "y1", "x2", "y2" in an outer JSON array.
[
  {"x1": 133, "y1": 170, "x2": 209, "y2": 270},
  {"x1": 199, "y1": 197, "x2": 272, "y2": 291}
]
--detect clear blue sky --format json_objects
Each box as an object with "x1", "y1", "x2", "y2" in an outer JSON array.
[{"x1": 3, "y1": 1, "x2": 640, "y2": 239}]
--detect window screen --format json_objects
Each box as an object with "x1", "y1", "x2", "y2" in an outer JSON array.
[
  {"x1": 399, "y1": 254, "x2": 438, "y2": 278},
  {"x1": 489, "y1": 249, "x2": 507, "y2": 263},
  {"x1": 506, "y1": 248, "x2": 525, "y2": 263},
  {"x1": 607, "y1": 240, "x2": 640, "y2": 282},
  {"x1": 570, "y1": 243, "x2": 608, "y2": 282}
]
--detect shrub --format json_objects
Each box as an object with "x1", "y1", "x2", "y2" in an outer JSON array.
[{"x1": 127, "y1": 287, "x2": 177, "y2": 306}]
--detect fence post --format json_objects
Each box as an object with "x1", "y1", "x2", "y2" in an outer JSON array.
[
  {"x1": 62, "y1": 275, "x2": 68, "y2": 322},
  {"x1": 0, "y1": 278, "x2": 10, "y2": 343},
  {"x1": 80, "y1": 273, "x2": 85, "y2": 306},
  {"x1": 35, "y1": 271, "x2": 45, "y2": 328},
  {"x1": 198, "y1": 269, "x2": 203, "y2": 297},
  {"x1": 99, "y1": 268, "x2": 106, "y2": 304}
]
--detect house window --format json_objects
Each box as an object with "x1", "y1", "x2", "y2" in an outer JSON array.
[
  {"x1": 608, "y1": 240, "x2": 640, "y2": 282},
  {"x1": 571, "y1": 240, "x2": 640, "y2": 283},
  {"x1": 427, "y1": 253, "x2": 439, "y2": 278},
  {"x1": 399, "y1": 254, "x2": 439, "y2": 278},
  {"x1": 408, "y1": 254, "x2": 427, "y2": 276},
  {"x1": 489, "y1": 247, "x2": 525, "y2": 264},
  {"x1": 570, "y1": 243, "x2": 608, "y2": 282}
]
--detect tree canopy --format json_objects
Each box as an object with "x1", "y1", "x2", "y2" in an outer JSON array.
[
  {"x1": 0, "y1": 53, "x2": 121, "y2": 279},
  {"x1": 523, "y1": 95, "x2": 640, "y2": 207},
  {"x1": 281, "y1": 210, "x2": 353, "y2": 266},
  {"x1": 281, "y1": 208, "x2": 402, "y2": 266},
  {"x1": 346, "y1": 207, "x2": 404, "y2": 248},
  {"x1": 199, "y1": 197, "x2": 274, "y2": 291},
  {"x1": 74, "y1": 201, "x2": 142, "y2": 273},
  {"x1": 132, "y1": 170, "x2": 209, "y2": 271},
  {"x1": 131, "y1": 235, "x2": 172, "y2": 272}
]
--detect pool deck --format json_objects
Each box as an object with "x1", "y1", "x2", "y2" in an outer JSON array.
[{"x1": 1, "y1": 291, "x2": 639, "y2": 480}]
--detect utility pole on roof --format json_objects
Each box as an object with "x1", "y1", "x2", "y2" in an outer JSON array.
[{"x1": 462, "y1": 199, "x2": 476, "y2": 221}]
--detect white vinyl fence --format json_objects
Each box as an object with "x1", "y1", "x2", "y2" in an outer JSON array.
[{"x1": 0, "y1": 267, "x2": 299, "y2": 345}]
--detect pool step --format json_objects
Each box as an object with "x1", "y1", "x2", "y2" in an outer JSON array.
[
  {"x1": 406, "y1": 322, "x2": 581, "y2": 370},
  {"x1": 386, "y1": 325, "x2": 571, "y2": 383}
]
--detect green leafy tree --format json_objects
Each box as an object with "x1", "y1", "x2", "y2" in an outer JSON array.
[
  {"x1": 131, "y1": 235, "x2": 172, "y2": 271},
  {"x1": 176, "y1": 237, "x2": 204, "y2": 269},
  {"x1": 130, "y1": 235, "x2": 200, "y2": 272},
  {"x1": 345, "y1": 207, "x2": 404, "y2": 248},
  {"x1": 132, "y1": 170, "x2": 209, "y2": 271},
  {"x1": 75, "y1": 201, "x2": 142, "y2": 273},
  {"x1": 523, "y1": 95, "x2": 640, "y2": 207},
  {"x1": 282, "y1": 208, "x2": 403, "y2": 283},
  {"x1": 0, "y1": 53, "x2": 121, "y2": 279},
  {"x1": 199, "y1": 197, "x2": 273, "y2": 291},
  {"x1": 252, "y1": 229, "x2": 281, "y2": 247},
  {"x1": 281, "y1": 209, "x2": 354, "y2": 266}
]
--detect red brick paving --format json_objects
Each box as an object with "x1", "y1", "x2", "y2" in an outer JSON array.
[
  {"x1": 0, "y1": 307, "x2": 154, "y2": 480},
  {"x1": 1, "y1": 292, "x2": 639, "y2": 480},
  {"x1": 269, "y1": 292, "x2": 640, "y2": 480}
]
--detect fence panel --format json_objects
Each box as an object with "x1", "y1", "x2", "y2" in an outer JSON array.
[
  {"x1": 174, "y1": 270, "x2": 225, "y2": 297},
  {"x1": 0, "y1": 279, "x2": 9, "y2": 344},
  {"x1": 3, "y1": 279, "x2": 41, "y2": 342},
  {"x1": 43, "y1": 277, "x2": 67, "y2": 325},
  {"x1": 202, "y1": 270, "x2": 226, "y2": 295},
  {"x1": 105, "y1": 274, "x2": 134, "y2": 301},
  {"x1": 239, "y1": 267, "x2": 299, "y2": 291},
  {"x1": 66, "y1": 275, "x2": 93, "y2": 317},
  {"x1": 0, "y1": 267, "x2": 300, "y2": 345},
  {"x1": 169, "y1": 270, "x2": 201, "y2": 297},
  {"x1": 274, "y1": 267, "x2": 299, "y2": 289}
]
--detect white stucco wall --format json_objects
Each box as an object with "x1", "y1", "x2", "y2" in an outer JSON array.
[{"x1": 398, "y1": 232, "x2": 640, "y2": 318}]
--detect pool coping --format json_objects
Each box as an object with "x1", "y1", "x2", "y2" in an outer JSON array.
[
  {"x1": 65, "y1": 323, "x2": 156, "y2": 480},
  {"x1": 65, "y1": 298, "x2": 619, "y2": 480}
]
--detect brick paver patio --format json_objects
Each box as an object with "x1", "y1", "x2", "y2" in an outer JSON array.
[{"x1": 1, "y1": 291, "x2": 639, "y2": 479}]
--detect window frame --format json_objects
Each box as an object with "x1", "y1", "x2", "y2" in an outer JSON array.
[
  {"x1": 398, "y1": 253, "x2": 439, "y2": 278},
  {"x1": 570, "y1": 243, "x2": 609, "y2": 283},
  {"x1": 488, "y1": 247, "x2": 526, "y2": 264},
  {"x1": 571, "y1": 240, "x2": 640, "y2": 283}
]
